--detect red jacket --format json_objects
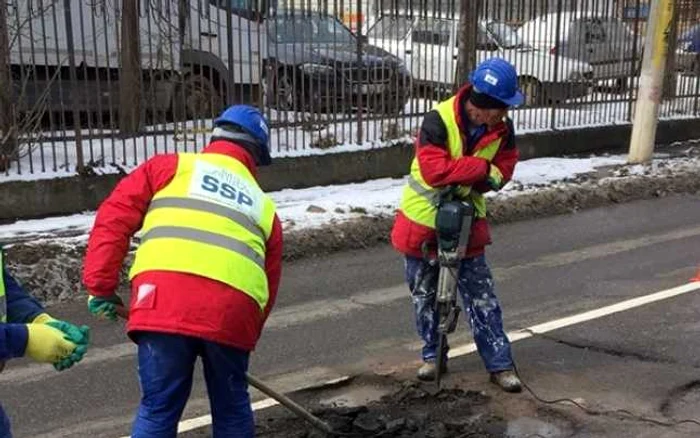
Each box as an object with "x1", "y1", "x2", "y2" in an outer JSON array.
[
  {"x1": 82, "y1": 141, "x2": 283, "y2": 351},
  {"x1": 391, "y1": 84, "x2": 519, "y2": 259}
]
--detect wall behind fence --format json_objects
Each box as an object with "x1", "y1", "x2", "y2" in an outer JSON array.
[{"x1": 0, "y1": 0, "x2": 699, "y2": 179}]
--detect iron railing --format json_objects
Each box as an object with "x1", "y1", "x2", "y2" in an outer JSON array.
[{"x1": 0, "y1": 0, "x2": 699, "y2": 177}]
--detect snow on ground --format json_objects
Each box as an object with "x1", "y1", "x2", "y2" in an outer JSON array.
[
  {"x1": 2, "y1": 76, "x2": 699, "y2": 182},
  {"x1": 2, "y1": 151, "x2": 695, "y2": 243}
]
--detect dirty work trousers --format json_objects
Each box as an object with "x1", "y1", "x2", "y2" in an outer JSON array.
[
  {"x1": 131, "y1": 332, "x2": 253, "y2": 438},
  {"x1": 405, "y1": 254, "x2": 514, "y2": 373},
  {"x1": 0, "y1": 403, "x2": 11, "y2": 438}
]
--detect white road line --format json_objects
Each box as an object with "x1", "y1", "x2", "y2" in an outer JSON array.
[
  {"x1": 110, "y1": 280, "x2": 700, "y2": 437},
  {"x1": 174, "y1": 398, "x2": 279, "y2": 434},
  {"x1": 449, "y1": 281, "x2": 700, "y2": 358}
]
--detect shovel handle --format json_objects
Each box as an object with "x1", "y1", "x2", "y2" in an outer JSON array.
[
  {"x1": 111, "y1": 304, "x2": 336, "y2": 436},
  {"x1": 115, "y1": 304, "x2": 129, "y2": 320}
]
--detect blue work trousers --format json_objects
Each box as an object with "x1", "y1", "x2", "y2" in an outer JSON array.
[
  {"x1": 405, "y1": 254, "x2": 514, "y2": 372},
  {"x1": 131, "y1": 332, "x2": 253, "y2": 438},
  {"x1": 0, "y1": 403, "x2": 11, "y2": 438}
]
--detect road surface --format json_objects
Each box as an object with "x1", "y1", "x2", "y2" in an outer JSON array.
[{"x1": 1, "y1": 194, "x2": 699, "y2": 437}]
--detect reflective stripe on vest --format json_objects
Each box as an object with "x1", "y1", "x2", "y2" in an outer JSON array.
[
  {"x1": 0, "y1": 250, "x2": 6, "y2": 323},
  {"x1": 128, "y1": 153, "x2": 277, "y2": 310},
  {"x1": 399, "y1": 96, "x2": 502, "y2": 227}
]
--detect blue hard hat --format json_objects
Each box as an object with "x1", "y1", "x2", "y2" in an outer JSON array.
[
  {"x1": 469, "y1": 58, "x2": 524, "y2": 107},
  {"x1": 213, "y1": 105, "x2": 272, "y2": 166}
]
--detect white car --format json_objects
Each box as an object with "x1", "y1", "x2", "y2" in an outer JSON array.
[{"x1": 365, "y1": 11, "x2": 594, "y2": 106}]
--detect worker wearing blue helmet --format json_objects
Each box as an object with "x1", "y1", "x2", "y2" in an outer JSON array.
[
  {"x1": 82, "y1": 104, "x2": 283, "y2": 436},
  {"x1": 391, "y1": 58, "x2": 524, "y2": 392}
]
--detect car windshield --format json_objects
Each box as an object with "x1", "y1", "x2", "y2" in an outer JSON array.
[
  {"x1": 486, "y1": 22, "x2": 530, "y2": 49},
  {"x1": 269, "y1": 14, "x2": 355, "y2": 44},
  {"x1": 367, "y1": 16, "x2": 412, "y2": 40}
]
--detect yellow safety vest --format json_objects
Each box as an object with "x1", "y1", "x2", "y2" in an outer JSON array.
[
  {"x1": 399, "y1": 96, "x2": 503, "y2": 229},
  {"x1": 0, "y1": 250, "x2": 6, "y2": 323},
  {"x1": 129, "y1": 153, "x2": 277, "y2": 311}
]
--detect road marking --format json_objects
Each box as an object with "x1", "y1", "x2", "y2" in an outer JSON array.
[
  {"x1": 448, "y1": 281, "x2": 700, "y2": 358},
  {"x1": 112, "y1": 280, "x2": 700, "y2": 437},
  {"x1": 8, "y1": 225, "x2": 700, "y2": 386}
]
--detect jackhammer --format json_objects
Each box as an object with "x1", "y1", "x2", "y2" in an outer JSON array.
[{"x1": 433, "y1": 189, "x2": 474, "y2": 389}]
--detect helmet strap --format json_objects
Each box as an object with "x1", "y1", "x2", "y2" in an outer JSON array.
[
  {"x1": 211, "y1": 127, "x2": 264, "y2": 165},
  {"x1": 469, "y1": 89, "x2": 509, "y2": 110}
]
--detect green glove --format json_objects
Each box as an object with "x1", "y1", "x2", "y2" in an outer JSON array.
[
  {"x1": 25, "y1": 324, "x2": 78, "y2": 365},
  {"x1": 87, "y1": 294, "x2": 124, "y2": 321},
  {"x1": 32, "y1": 313, "x2": 91, "y2": 371},
  {"x1": 487, "y1": 164, "x2": 505, "y2": 192}
]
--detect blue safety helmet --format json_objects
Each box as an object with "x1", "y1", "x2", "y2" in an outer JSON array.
[
  {"x1": 213, "y1": 105, "x2": 272, "y2": 166},
  {"x1": 469, "y1": 58, "x2": 524, "y2": 108}
]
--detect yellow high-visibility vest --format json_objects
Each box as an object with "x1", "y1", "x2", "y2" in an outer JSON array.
[
  {"x1": 399, "y1": 96, "x2": 502, "y2": 229},
  {"x1": 129, "y1": 153, "x2": 277, "y2": 311}
]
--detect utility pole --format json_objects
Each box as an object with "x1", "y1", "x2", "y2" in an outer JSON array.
[
  {"x1": 628, "y1": 0, "x2": 675, "y2": 164},
  {"x1": 119, "y1": 0, "x2": 143, "y2": 136},
  {"x1": 455, "y1": 0, "x2": 479, "y2": 90}
]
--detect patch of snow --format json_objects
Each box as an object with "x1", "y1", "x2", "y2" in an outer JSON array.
[{"x1": 3, "y1": 152, "x2": 695, "y2": 242}]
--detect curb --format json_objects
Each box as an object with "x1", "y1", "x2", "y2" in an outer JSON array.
[
  {"x1": 282, "y1": 165, "x2": 700, "y2": 261},
  {"x1": 5, "y1": 165, "x2": 700, "y2": 305}
]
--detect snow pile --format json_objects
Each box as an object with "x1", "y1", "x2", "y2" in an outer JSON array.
[{"x1": 3, "y1": 150, "x2": 699, "y2": 245}]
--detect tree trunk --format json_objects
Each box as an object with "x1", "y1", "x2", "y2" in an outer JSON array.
[
  {"x1": 0, "y1": 3, "x2": 16, "y2": 171},
  {"x1": 455, "y1": 0, "x2": 480, "y2": 91},
  {"x1": 119, "y1": 0, "x2": 143, "y2": 135},
  {"x1": 662, "y1": 5, "x2": 679, "y2": 100}
]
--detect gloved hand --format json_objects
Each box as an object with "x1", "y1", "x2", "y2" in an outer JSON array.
[
  {"x1": 25, "y1": 324, "x2": 80, "y2": 366},
  {"x1": 32, "y1": 313, "x2": 90, "y2": 345},
  {"x1": 31, "y1": 313, "x2": 90, "y2": 370},
  {"x1": 87, "y1": 294, "x2": 124, "y2": 321},
  {"x1": 486, "y1": 164, "x2": 504, "y2": 192}
]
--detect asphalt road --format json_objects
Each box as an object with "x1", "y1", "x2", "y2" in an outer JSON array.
[{"x1": 1, "y1": 194, "x2": 699, "y2": 438}]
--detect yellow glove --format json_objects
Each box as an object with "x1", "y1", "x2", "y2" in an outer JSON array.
[
  {"x1": 25, "y1": 324, "x2": 78, "y2": 364},
  {"x1": 31, "y1": 313, "x2": 91, "y2": 370}
]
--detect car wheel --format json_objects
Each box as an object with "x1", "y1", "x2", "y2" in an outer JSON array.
[
  {"x1": 264, "y1": 68, "x2": 298, "y2": 112},
  {"x1": 518, "y1": 76, "x2": 545, "y2": 107},
  {"x1": 172, "y1": 74, "x2": 222, "y2": 121}
]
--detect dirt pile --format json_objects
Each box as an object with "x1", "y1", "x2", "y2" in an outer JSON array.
[{"x1": 256, "y1": 383, "x2": 507, "y2": 438}]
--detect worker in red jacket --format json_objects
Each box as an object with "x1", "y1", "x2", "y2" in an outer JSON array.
[
  {"x1": 391, "y1": 58, "x2": 523, "y2": 392},
  {"x1": 82, "y1": 105, "x2": 283, "y2": 438}
]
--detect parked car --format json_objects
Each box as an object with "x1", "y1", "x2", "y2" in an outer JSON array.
[
  {"x1": 677, "y1": 24, "x2": 700, "y2": 75},
  {"x1": 517, "y1": 12, "x2": 642, "y2": 88},
  {"x1": 365, "y1": 11, "x2": 594, "y2": 106},
  {"x1": 263, "y1": 10, "x2": 411, "y2": 115}
]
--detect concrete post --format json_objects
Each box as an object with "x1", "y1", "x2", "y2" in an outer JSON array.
[{"x1": 628, "y1": 0, "x2": 675, "y2": 164}]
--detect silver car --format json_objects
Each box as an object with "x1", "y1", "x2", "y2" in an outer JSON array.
[
  {"x1": 517, "y1": 12, "x2": 642, "y2": 87},
  {"x1": 366, "y1": 11, "x2": 594, "y2": 106}
]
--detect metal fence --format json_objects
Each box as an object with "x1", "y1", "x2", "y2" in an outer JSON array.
[{"x1": 1, "y1": 0, "x2": 699, "y2": 177}]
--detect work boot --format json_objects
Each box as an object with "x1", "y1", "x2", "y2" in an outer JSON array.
[
  {"x1": 490, "y1": 370, "x2": 522, "y2": 393},
  {"x1": 417, "y1": 360, "x2": 447, "y2": 381}
]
